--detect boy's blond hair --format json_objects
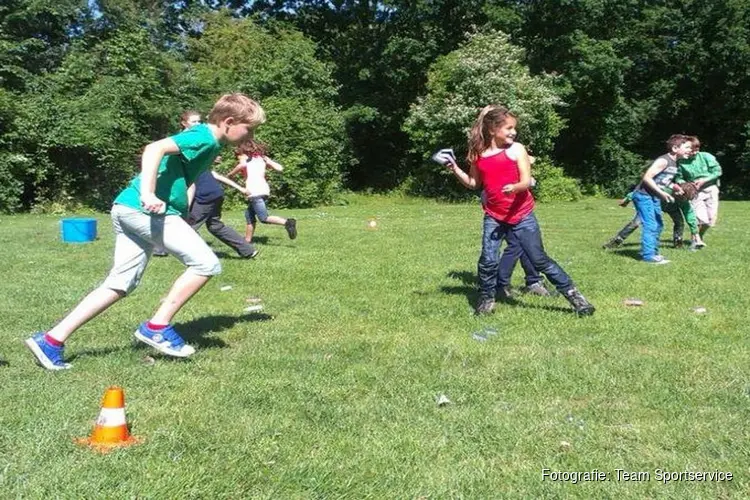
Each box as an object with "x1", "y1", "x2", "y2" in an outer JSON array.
[{"x1": 208, "y1": 93, "x2": 266, "y2": 129}]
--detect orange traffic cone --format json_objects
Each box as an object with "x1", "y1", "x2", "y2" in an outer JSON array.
[{"x1": 76, "y1": 386, "x2": 141, "y2": 452}]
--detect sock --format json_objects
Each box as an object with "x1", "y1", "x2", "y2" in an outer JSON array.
[
  {"x1": 44, "y1": 334, "x2": 63, "y2": 347},
  {"x1": 147, "y1": 321, "x2": 168, "y2": 331}
]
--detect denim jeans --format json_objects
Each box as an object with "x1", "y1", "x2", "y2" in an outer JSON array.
[
  {"x1": 245, "y1": 196, "x2": 270, "y2": 224},
  {"x1": 632, "y1": 190, "x2": 663, "y2": 261},
  {"x1": 478, "y1": 212, "x2": 573, "y2": 299},
  {"x1": 496, "y1": 235, "x2": 542, "y2": 288}
]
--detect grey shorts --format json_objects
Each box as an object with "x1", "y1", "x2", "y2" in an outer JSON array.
[{"x1": 102, "y1": 204, "x2": 221, "y2": 295}]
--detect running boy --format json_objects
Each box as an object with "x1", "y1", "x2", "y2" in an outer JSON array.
[
  {"x1": 26, "y1": 93, "x2": 265, "y2": 370},
  {"x1": 443, "y1": 105, "x2": 594, "y2": 316},
  {"x1": 180, "y1": 111, "x2": 260, "y2": 259}
]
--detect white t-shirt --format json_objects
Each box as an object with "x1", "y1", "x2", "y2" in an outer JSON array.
[{"x1": 244, "y1": 155, "x2": 270, "y2": 197}]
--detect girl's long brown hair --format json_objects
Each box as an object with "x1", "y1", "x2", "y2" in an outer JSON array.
[
  {"x1": 235, "y1": 138, "x2": 268, "y2": 157},
  {"x1": 467, "y1": 105, "x2": 516, "y2": 164}
]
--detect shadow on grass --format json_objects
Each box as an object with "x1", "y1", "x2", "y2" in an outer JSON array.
[
  {"x1": 443, "y1": 270, "x2": 576, "y2": 315},
  {"x1": 69, "y1": 345, "x2": 132, "y2": 361},
  {"x1": 610, "y1": 248, "x2": 642, "y2": 261},
  {"x1": 175, "y1": 313, "x2": 273, "y2": 348},
  {"x1": 69, "y1": 313, "x2": 272, "y2": 361},
  {"x1": 0, "y1": 358, "x2": 9, "y2": 367}
]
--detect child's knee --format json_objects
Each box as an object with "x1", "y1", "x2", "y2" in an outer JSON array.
[
  {"x1": 102, "y1": 274, "x2": 143, "y2": 296},
  {"x1": 191, "y1": 254, "x2": 222, "y2": 276}
]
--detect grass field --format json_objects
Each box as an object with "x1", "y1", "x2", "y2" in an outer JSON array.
[{"x1": 1, "y1": 195, "x2": 749, "y2": 498}]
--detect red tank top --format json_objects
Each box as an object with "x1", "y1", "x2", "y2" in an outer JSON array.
[{"x1": 475, "y1": 149, "x2": 535, "y2": 224}]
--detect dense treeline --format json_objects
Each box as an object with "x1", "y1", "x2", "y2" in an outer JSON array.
[{"x1": 1, "y1": 1, "x2": 748, "y2": 212}]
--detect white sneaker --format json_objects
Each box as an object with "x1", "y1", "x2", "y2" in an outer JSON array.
[{"x1": 647, "y1": 255, "x2": 671, "y2": 265}]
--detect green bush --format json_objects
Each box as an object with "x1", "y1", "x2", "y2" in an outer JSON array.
[
  {"x1": 531, "y1": 158, "x2": 582, "y2": 202},
  {"x1": 0, "y1": 153, "x2": 25, "y2": 212},
  {"x1": 16, "y1": 28, "x2": 191, "y2": 211},
  {"x1": 403, "y1": 29, "x2": 565, "y2": 200},
  {"x1": 189, "y1": 12, "x2": 349, "y2": 207}
]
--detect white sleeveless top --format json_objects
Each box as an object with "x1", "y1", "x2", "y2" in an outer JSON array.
[{"x1": 244, "y1": 155, "x2": 270, "y2": 197}]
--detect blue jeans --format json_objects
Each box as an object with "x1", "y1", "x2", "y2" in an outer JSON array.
[
  {"x1": 479, "y1": 212, "x2": 573, "y2": 299},
  {"x1": 632, "y1": 190, "x2": 663, "y2": 261},
  {"x1": 496, "y1": 236, "x2": 542, "y2": 288}
]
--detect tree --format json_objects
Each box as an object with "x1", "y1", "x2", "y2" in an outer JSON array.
[
  {"x1": 16, "y1": 28, "x2": 191, "y2": 210},
  {"x1": 188, "y1": 11, "x2": 349, "y2": 207},
  {"x1": 404, "y1": 29, "x2": 568, "y2": 199}
]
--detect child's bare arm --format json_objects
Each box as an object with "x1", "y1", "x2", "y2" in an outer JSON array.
[
  {"x1": 211, "y1": 171, "x2": 248, "y2": 195},
  {"x1": 227, "y1": 163, "x2": 245, "y2": 178},
  {"x1": 447, "y1": 157, "x2": 481, "y2": 189},
  {"x1": 140, "y1": 138, "x2": 179, "y2": 212},
  {"x1": 187, "y1": 184, "x2": 196, "y2": 208},
  {"x1": 263, "y1": 156, "x2": 284, "y2": 172},
  {"x1": 503, "y1": 144, "x2": 531, "y2": 194}
]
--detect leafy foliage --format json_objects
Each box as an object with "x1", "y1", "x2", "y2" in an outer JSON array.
[
  {"x1": 1, "y1": 0, "x2": 750, "y2": 212},
  {"x1": 189, "y1": 13, "x2": 348, "y2": 207},
  {"x1": 403, "y1": 29, "x2": 569, "y2": 199}
]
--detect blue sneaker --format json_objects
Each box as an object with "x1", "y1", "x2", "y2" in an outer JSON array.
[
  {"x1": 134, "y1": 323, "x2": 195, "y2": 358},
  {"x1": 25, "y1": 333, "x2": 72, "y2": 370}
]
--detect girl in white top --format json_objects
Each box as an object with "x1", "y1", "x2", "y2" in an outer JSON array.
[{"x1": 228, "y1": 139, "x2": 297, "y2": 244}]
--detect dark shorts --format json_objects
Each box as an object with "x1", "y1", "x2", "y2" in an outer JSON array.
[{"x1": 245, "y1": 196, "x2": 269, "y2": 224}]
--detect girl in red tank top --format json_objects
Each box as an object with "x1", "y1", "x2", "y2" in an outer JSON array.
[{"x1": 443, "y1": 105, "x2": 595, "y2": 316}]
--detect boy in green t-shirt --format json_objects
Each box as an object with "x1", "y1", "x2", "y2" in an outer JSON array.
[
  {"x1": 675, "y1": 136, "x2": 722, "y2": 243},
  {"x1": 26, "y1": 93, "x2": 266, "y2": 370}
]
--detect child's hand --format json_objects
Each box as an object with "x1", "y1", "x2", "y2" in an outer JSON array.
[
  {"x1": 662, "y1": 192, "x2": 675, "y2": 204},
  {"x1": 444, "y1": 157, "x2": 459, "y2": 171},
  {"x1": 140, "y1": 193, "x2": 166, "y2": 214},
  {"x1": 502, "y1": 183, "x2": 518, "y2": 194}
]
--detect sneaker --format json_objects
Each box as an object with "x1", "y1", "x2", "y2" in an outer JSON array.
[
  {"x1": 25, "y1": 333, "x2": 72, "y2": 370},
  {"x1": 673, "y1": 238, "x2": 684, "y2": 249},
  {"x1": 646, "y1": 255, "x2": 671, "y2": 265},
  {"x1": 242, "y1": 249, "x2": 261, "y2": 259},
  {"x1": 134, "y1": 323, "x2": 195, "y2": 358},
  {"x1": 564, "y1": 288, "x2": 595, "y2": 316},
  {"x1": 475, "y1": 298, "x2": 496, "y2": 315},
  {"x1": 602, "y1": 237, "x2": 623, "y2": 249},
  {"x1": 284, "y1": 218, "x2": 297, "y2": 240},
  {"x1": 522, "y1": 282, "x2": 551, "y2": 297},
  {"x1": 153, "y1": 249, "x2": 168, "y2": 257},
  {"x1": 495, "y1": 286, "x2": 518, "y2": 301}
]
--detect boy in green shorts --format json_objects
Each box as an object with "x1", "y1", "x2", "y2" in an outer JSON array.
[{"x1": 26, "y1": 93, "x2": 265, "y2": 370}]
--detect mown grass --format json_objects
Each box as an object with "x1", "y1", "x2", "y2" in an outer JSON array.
[{"x1": 1, "y1": 194, "x2": 748, "y2": 498}]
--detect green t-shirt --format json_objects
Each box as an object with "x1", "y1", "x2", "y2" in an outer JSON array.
[
  {"x1": 675, "y1": 152, "x2": 722, "y2": 189},
  {"x1": 114, "y1": 124, "x2": 221, "y2": 217}
]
